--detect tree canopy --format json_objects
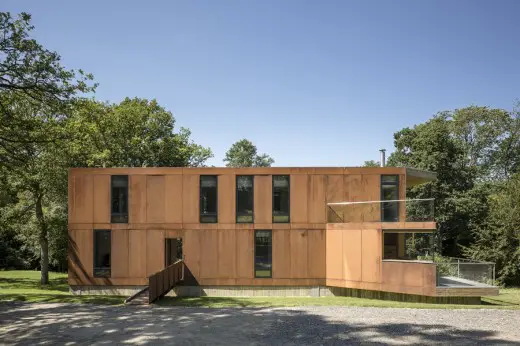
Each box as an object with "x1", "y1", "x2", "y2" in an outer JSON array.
[
  {"x1": 223, "y1": 139, "x2": 274, "y2": 167},
  {"x1": 0, "y1": 12, "x2": 213, "y2": 284},
  {"x1": 388, "y1": 105, "x2": 520, "y2": 284}
]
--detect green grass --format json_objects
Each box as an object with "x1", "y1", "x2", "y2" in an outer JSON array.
[
  {"x1": 2, "y1": 270, "x2": 519, "y2": 309},
  {"x1": 158, "y1": 289, "x2": 520, "y2": 310},
  {"x1": 0, "y1": 270, "x2": 123, "y2": 304}
]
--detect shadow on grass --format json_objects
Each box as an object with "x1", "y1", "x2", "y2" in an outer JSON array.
[
  {"x1": 0, "y1": 300, "x2": 518, "y2": 344},
  {"x1": 0, "y1": 277, "x2": 69, "y2": 292},
  {"x1": 0, "y1": 293, "x2": 123, "y2": 305}
]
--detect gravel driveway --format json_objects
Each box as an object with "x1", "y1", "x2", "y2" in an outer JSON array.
[{"x1": 1, "y1": 302, "x2": 519, "y2": 345}]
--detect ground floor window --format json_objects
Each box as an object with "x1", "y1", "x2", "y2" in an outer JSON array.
[
  {"x1": 94, "y1": 229, "x2": 111, "y2": 277},
  {"x1": 254, "y1": 230, "x2": 272, "y2": 278},
  {"x1": 383, "y1": 231, "x2": 434, "y2": 261}
]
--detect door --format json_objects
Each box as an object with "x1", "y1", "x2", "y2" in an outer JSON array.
[{"x1": 165, "y1": 238, "x2": 183, "y2": 266}]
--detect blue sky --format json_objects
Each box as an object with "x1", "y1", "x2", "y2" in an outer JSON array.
[{"x1": 4, "y1": 0, "x2": 520, "y2": 166}]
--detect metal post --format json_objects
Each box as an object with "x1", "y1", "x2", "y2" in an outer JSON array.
[
  {"x1": 379, "y1": 149, "x2": 386, "y2": 167},
  {"x1": 457, "y1": 259, "x2": 460, "y2": 278}
]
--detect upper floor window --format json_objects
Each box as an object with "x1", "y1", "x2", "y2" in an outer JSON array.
[
  {"x1": 272, "y1": 175, "x2": 290, "y2": 223},
  {"x1": 200, "y1": 175, "x2": 218, "y2": 223},
  {"x1": 94, "y1": 229, "x2": 111, "y2": 277},
  {"x1": 111, "y1": 175, "x2": 128, "y2": 223},
  {"x1": 381, "y1": 175, "x2": 399, "y2": 222},
  {"x1": 236, "y1": 175, "x2": 254, "y2": 223}
]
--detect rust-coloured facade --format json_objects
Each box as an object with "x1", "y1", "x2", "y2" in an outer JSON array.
[{"x1": 68, "y1": 167, "x2": 497, "y2": 298}]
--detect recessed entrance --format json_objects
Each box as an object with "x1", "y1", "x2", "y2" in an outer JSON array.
[{"x1": 165, "y1": 238, "x2": 183, "y2": 266}]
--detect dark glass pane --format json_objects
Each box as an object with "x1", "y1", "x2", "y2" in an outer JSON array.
[
  {"x1": 94, "y1": 230, "x2": 111, "y2": 277},
  {"x1": 273, "y1": 175, "x2": 290, "y2": 223},
  {"x1": 255, "y1": 230, "x2": 272, "y2": 278},
  {"x1": 111, "y1": 175, "x2": 128, "y2": 223},
  {"x1": 200, "y1": 176, "x2": 218, "y2": 223},
  {"x1": 381, "y1": 175, "x2": 399, "y2": 222},
  {"x1": 381, "y1": 175, "x2": 399, "y2": 184},
  {"x1": 236, "y1": 176, "x2": 254, "y2": 223},
  {"x1": 383, "y1": 232, "x2": 434, "y2": 260}
]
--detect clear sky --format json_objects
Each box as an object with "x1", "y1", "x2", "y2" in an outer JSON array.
[{"x1": 3, "y1": 0, "x2": 520, "y2": 166}]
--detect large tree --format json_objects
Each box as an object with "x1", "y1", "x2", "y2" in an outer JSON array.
[
  {"x1": 464, "y1": 174, "x2": 520, "y2": 286},
  {"x1": 0, "y1": 12, "x2": 94, "y2": 165},
  {"x1": 0, "y1": 12, "x2": 95, "y2": 284},
  {"x1": 223, "y1": 139, "x2": 274, "y2": 167},
  {"x1": 67, "y1": 98, "x2": 213, "y2": 168},
  {"x1": 388, "y1": 106, "x2": 519, "y2": 259}
]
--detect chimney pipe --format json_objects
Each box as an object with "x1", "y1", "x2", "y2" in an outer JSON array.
[{"x1": 379, "y1": 149, "x2": 386, "y2": 167}]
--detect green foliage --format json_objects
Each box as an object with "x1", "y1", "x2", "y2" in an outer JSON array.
[
  {"x1": 0, "y1": 12, "x2": 213, "y2": 284},
  {"x1": 67, "y1": 98, "x2": 213, "y2": 168},
  {"x1": 388, "y1": 105, "x2": 520, "y2": 285},
  {"x1": 224, "y1": 139, "x2": 274, "y2": 167},
  {"x1": 464, "y1": 174, "x2": 520, "y2": 286},
  {"x1": 362, "y1": 160, "x2": 380, "y2": 167}
]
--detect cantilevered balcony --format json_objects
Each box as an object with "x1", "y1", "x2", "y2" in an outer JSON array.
[{"x1": 327, "y1": 198, "x2": 436, "y2": 229}]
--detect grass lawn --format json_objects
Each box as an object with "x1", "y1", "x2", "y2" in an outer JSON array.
[
  {"x1": 1, "y1": 270, "x2": 519, "y2": 309},
  {"x1": 158, "y1": 288, "x2": 520, "y2": 310},
  {"x1": 0, "y1": 270, "x2": 123, "y2": 304}
]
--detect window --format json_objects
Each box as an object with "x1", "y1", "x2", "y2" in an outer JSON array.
[
  {"x1": 273, "y1": 175, "x2": 290, "y2": 223},
  {"x1": 383, "y1": 232, "x2": 434, "y2": 261},
  {"x1": 111, "y1": 175, "x2": 128, "y2": 223},
  {"x1": 254, "y1": 230, "x2": 272, "y2": 278},
  {"x1": 94, "y1": 230, "x2": 111, "y2": 277},
  {"x1": 236, "y1": 175, "x2": 254, "y2": 223},
  {"x1": 381, "y1": 175, "x2": 399, "y2": 222},
  {"x1": 200, "y1": 175, "x2": 218, "y2": 223}
]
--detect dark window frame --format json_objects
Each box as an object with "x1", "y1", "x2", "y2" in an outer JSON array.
[
  {"x1": 380, "y1": 175, "x2": 400, "y2": 222},
  {"x1": 236, "y1": 175, "x2": 254, "y2": 223},
  {"x1": 199, "y1": 175, "x2": 218, "y2": 223},
  {"x1": 272, "y1": 175, "x2": 290, "y2": 223},
  {"x1": 93, "y1": 229, "x2": 111, "y2": 278},
  {"x1": 110, "y1": 175, "x2": 129, "y2": 223},
  {"x1": 254, "y1": 229, "x2": 272, "y2": 278}
]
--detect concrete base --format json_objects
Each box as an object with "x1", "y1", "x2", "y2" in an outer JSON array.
[
  {"x1": 70, "y1": 285, "x2": 482, "y2": 304},
  {"x1": 70, "y1": 286, "x2": 146, "y2": 296}
]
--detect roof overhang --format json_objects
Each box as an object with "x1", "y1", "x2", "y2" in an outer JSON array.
[{"x1": 406, "y1": 168, "x2": 437, "y2": 187}]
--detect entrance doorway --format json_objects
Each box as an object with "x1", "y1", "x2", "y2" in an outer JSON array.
[{"x1": 165, "y1": 238, "x2": 183, "y2": 266}]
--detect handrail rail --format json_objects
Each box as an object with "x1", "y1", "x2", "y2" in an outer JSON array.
[
  {"x1": 148, "y1": 259, "x2": 184, "y2": 303},
  {"x1": 327, "y1": 198, "x2": 435, "y2": 206},
  {"x1": 123, "y1": 286, "x2": 149, "y2": 304}
]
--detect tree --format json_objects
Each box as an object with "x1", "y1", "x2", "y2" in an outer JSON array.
[
  {"x1": 0, "y1": 12, "x2": 94, "y2": 284},
  {"x1": 67, "y1": 98, "x2": 213, "y2": 168},
  {"x1": 223, "y1": 139, "x2": 274, "y2": 167},
  {"x1": 464, "y1": 174, "x2": 520, "y2": 286},
  {"x1": 0, "y1": 12, "x2": 94, "y2": 165},
  {"x1": 362, "y1": 160, "x2": 380, "y2": 167},
  {"x1": 388, "y1": 105, "x2": 520, "y2": 263}
]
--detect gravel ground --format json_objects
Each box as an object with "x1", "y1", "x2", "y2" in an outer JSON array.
[{"x1": 1, "y1": 302, "x2": 520, "y2": 345}]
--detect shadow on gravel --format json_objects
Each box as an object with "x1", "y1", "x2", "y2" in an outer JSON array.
[{"x1": 0, "y1": 302, "x2": 517, "y2": 345}]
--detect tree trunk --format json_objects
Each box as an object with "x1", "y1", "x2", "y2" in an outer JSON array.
[{"x1": 35, "y1": 192, "x2": 49, "y2": 285}]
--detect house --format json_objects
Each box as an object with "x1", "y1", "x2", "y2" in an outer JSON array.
[{"x1": 68, "y1": 167, "x2": 498, "y2": 302}]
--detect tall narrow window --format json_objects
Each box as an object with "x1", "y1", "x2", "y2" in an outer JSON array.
[
  {"x1": 94, "y1": 229, "x2": 111, "y2": 277},
  {"x1": 111, "y1": 175, "x2": 128, "y2": 223},
  {"x1": 381, "y1": 175, "x2": 399, "y2": 222},
  {"x1": 236, "y1": 175, "x2": 254, "y2": 223},
  {"x1": 273, "y1": 175, "x2": 290, "y2": 223},
  {"x1": 200, "y1": 175, "x2": 218, "y2": 223},
  {"x1": 254, "y1": 230, "x2": 272, "y2": 278}
]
